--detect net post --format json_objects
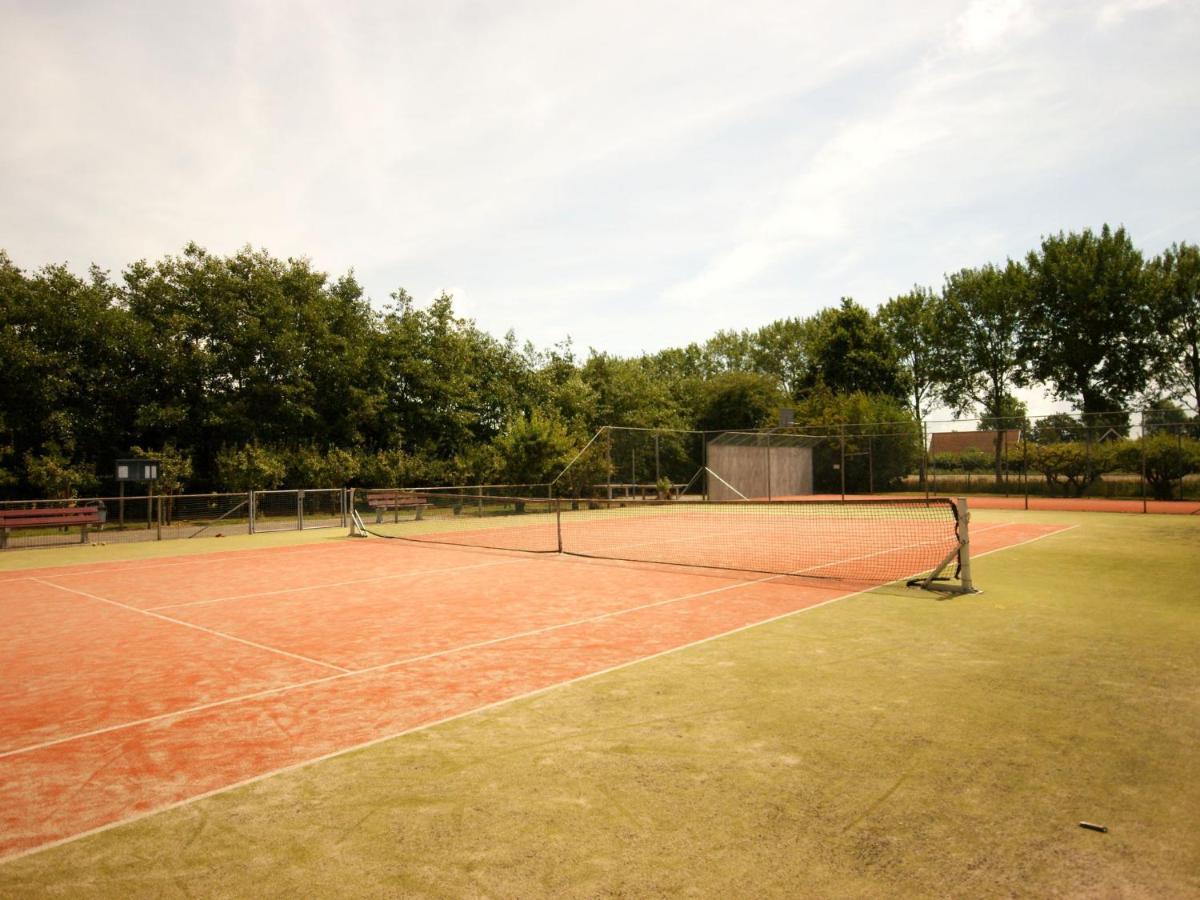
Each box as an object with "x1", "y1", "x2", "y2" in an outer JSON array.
[
  {"x1": 956, "y1": 496, "x2": 974, "y2": 593},
  {"x1": 555, "y1": 498, "x2": 563, "y2": 553}
]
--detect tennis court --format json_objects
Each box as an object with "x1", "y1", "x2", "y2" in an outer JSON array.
[{"x1": 0, "y1": 500, "x2": 1065, "y2": 863}]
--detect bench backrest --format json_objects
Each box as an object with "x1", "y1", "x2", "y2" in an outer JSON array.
[
  {"x1": 365, "y1": 490, "x2": 426, "y2": 505},
  {"x1": 0, "y1": 507, "x2": 102, "y2": 527}
]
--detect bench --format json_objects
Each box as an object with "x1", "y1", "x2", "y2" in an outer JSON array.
[
  {"x1": 365, "y1": 490, "x2": 428, "y2": 523},
  {"x1": 0, "y1": 506, "x2": 102, "y2": 549}
]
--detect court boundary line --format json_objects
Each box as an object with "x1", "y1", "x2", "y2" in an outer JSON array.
[
  {"x1": 3, "y1": 521, "x2": 1032, "y2": 760},
  {"x1": 0, "y1": 539, "x2": 365, "y2": 580},
  {"x1": 29, "y1": 578, "x2": 352, "y2": 674},
  {"x1": 0, "y1": 522, "x2": 1075, "y2": 866},
  {"x1": 145, "y1": 556, "x2": 531, "y2": 611},
  {"x1": 4, "y1": 561, "x2": 802, "y2": 760}
]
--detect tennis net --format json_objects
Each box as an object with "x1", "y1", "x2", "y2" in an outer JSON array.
[{"x1": 355, "y1": 491, "x2": 971, "y2": 589}]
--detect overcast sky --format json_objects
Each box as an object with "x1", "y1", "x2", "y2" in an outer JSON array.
[{"x1": 2, "y1": 0, "x2": 1197, "y2": 417}]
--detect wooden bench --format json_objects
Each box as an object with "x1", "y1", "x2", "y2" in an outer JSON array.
[
  {"x1": 0, "y1": 506, "x2": 102, "y2": 549},
  {"x1": 365, "y1": 490, "x2": 428, "y2": 522}
]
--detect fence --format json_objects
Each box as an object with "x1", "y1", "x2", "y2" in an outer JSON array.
[
  {"x1": 553, "y1": 413, "x2": 1200, "y2": 510},
  {"x1": 0, "y1": 489, "x2": 349, "y2": 552}
]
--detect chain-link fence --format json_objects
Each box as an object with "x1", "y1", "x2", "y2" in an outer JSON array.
[
  {"x1": 549, "y1": 414, "x2": 1199, "y2": 510},
  {"x1": 0, "y1": 489, "x2": 351, "y2": 551}
]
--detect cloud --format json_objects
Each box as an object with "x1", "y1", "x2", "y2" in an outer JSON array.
[
  {"x1": 0, "y1": 0, "x2": 1196, "y2": 377},
  {"x1": 1096, "y1": 0, "x2": 1175, "y2": 27},
  {"x1": 950, "y1": 0, "x2": 1036, "y2": 52}
]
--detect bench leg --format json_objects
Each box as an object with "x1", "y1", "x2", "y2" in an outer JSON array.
[
  {"x1": 415, "y1": 506, "x2": 423, "y2": 521},
  {"x1": 1, "y1": 527, "x2": 6, "y2": 550},
  {"x1": 375, "y1": 510, "x2": 383, "y2": 524},
  {"x1": 81, "y1": 524, "x2": 89, "y2": 544}
]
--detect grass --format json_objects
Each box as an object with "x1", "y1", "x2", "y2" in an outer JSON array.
[{"x1": 2, "y1": 509, "x2": 1198, "y2": 897}]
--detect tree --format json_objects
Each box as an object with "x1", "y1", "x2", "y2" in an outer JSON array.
[
  {"x1": 792, "y1": 388, "x2": 920, "y2": 493},
  {"x1": 978, "y1": 393, "x2": 1029, "y2": 434},
  {"x1": 938, "y1": 262, "x2": 1028, "y2": 481},
  {"x1": 1151, "y1": 242, "x2": 1200, "y2": 413},
  {"x1": 130, "y1": 443, "x2": 193, "y2": 495},
  {"x1": 748, "y1": 318, "x2": 816, "y2": 399},
  {"x1": 1026, "y1": 441, "x2": 1116, "y2": 497},
  {"x1": 1030, "y1": 413, "x2": 1085, "y2": 444},
  {"x1": 695, "y1": 372, "x2": 785, "y2": 431},
  {"x1": 23, "y1": 445, "x2": 99, "y2": 498},
  {"x1": 877, "y1": 286, "x2": 944, "y2": 419},
  {"x1": 491, "y1": 412, "x2": 578, "y2": 508},
  {"x1": 1113, "y1": 435, "x2": 1200, "y2": 501},
  {"x1": 214, "y1": 444, "x2": 286, "y2": 492},
  {"x1": 802, "y1": 299, "x2": 903, "y2": 398},
  {"x1": 1023, "y1": 225, "x2": 1156, "y2": 430},
  {"x1": 286, "y1": 446, "x2": 360, "y2": 488}
]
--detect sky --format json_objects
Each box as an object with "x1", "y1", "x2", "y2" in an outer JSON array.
[{"x1": 2, "y1": 0, "x2": 1198, "y2": 419}]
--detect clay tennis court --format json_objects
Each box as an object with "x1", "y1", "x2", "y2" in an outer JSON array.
[{"x1": 1, "y1": 516, "x2": 1066, "y2": 862}]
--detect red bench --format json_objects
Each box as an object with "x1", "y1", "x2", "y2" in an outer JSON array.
[
  {"x1": 0, "y1": 506, "x2": 102, "y2": 549},
  {"x1": 366, "y1": 490, "x2": 428, "y2": 522}
]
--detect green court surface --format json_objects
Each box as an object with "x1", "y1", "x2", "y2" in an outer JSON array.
[{"x1": 2, "y1": 508, "x2": 1198, "y2": 898}]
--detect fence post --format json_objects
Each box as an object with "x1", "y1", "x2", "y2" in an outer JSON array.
[
  {"x1": 923, "y1": 420, "x2": 930, "y2": 504},
  {"x1": 297, "y1": 490, "x2": 305, "y2": 530},
  {"x1": 249, "y1": 490, "x2": 256, "y2": 534},
  {"x1": 839, "y1": 425, "x2": 846, "y2": 502},
  {"x1": 766, "y1": 432, "x2": 773, "y2": 502},
  {"x1": 1023, "y1": 434, "x2": 1029, "y2": 511},
  {"x1": 1141, "y1": 410, "x2": 1149, "y2": 513},
  {"x1": 156, "y1": 494, "x2": 162, "y2": 540},
  {"x1": 1178, "y1": 426, "x2": 1185, "y2": 502},
  {"x1": 867, "y1": 434, "x2": 874, "y2": 495}
]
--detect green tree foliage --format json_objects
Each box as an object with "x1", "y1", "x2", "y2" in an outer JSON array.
[
  {"x1": 938, "y1": 263, "x2": 1027, "y2": 420},
  {"x1": 1030, "y1": 413, "x2": 1084, "y2": 444},
  {"x1": 877, "y1": 286, "x2": 943, "y2": 418},
  {"x1": 130, "y1": 443, "x2": 193, "y2": 495},
  {"x1": 1150, "y1": 242, "x2": 1200, "y2": 412},
  {"x1": 1113, "y1": 435, "x2": 1200, "y2": 500},
  {"x1": 793, "y1": 389, "x2": 919, "y2": 493},
  {"x1": 1023, "y1": 225, "x2": 1156, "y2": 428},
  {"x1": 22, "y1": 445, "x2": 99, "y2": 498},
  {"x1": 357, "y1": 448, "x2": 423, "y2": 488},
  {"x1": 977, "y1": 394, "x2": 1029, "y2": 434},
  {"x1": 938, "y1": 262, "x2": 1030, "y2": 482},
  {"x1": 802, "y1": 299, "x2": 903, "y2": 398},
  {"x1": 492, "y1": 411, "x2": 577, "y2": 486},
  {"x1": 3, "y1": 229, "x2": 1198, "y2": 500},
  {"x1": 287, "y1": 446, "x2": 360, "y2": 488},
  {"x1": 214, "y1": 444, "x2": 287, "y2": 492},
  {"x1": 1026, "y1": 442, "x2": 1116, "y2": 497},
  {"x1": 695, "y1": 372, "x2": 785, "y2": 431},
  {"x1": 582, "y1": 353, "x2": 685, "y2": 430}
]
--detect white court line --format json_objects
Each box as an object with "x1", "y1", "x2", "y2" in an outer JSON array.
[
  {"x1": 3, "y1": 522, "x2": 1027, "y2": 761},
  {"x1": 3, "y1": 566, "x2": 788, "y2": 761},
  {"x1": 146, "y1": 557, "x2": 530, "y2": 611},
  {"x1": 0, "y1": 521, "x2": 1076, "y2": 864},
  {"x1": 2, "y1": 539, "x2": 364, "y2": 582},
  {"x1": 564, "y1": 514, "x2": 1009, "y2": 574},
  {"x1": 29, "y1": 578, "x2": 351, "y2": 674}
]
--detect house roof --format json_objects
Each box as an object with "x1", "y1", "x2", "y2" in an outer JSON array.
[{"x1": 928, "y1": 430, "x2": 1021, "y2": 454}]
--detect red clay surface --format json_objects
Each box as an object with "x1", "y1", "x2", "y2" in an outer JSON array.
[
  {"x1": 1, "y1": 521, "x2": 1066, "y2": 860},
  {"x1": 793, "y1": 494, "x2": 1200, "y2": 515}
]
